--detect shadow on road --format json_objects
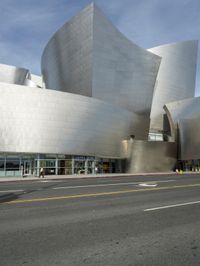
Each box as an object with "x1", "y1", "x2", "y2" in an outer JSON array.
[
  {"x1": 0, "y1": 181, "x2": 68, "y2": 204},
  {"x1": 0, "y1": 193, "x2": 18, "y2": 203}
]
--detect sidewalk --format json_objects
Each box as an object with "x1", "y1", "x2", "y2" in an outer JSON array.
[
  {"x1": 0, "y1": 173, "x2": 130, "y2": 183},
  {"x1": 0, "y1": 171, "x2": 198, "y2": 183}
]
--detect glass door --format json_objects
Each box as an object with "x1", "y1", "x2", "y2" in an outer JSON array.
[
  {"x1": 24, "y1": 160, "x2": 31, "y2": 175},
  {"x1": 74, "y1": 160, "x2": 85, "y2": 174}
]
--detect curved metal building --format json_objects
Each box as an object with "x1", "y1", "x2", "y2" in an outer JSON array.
[
  {"x1": 165, "y1": 97, "x2": 200, "y2": 160},
  {"x1": 148, "y1": 40, "x2": 198, "y2": 132},
  {"x1": 41, "y1": 3, "x2": 161, "y2": 115},
  {"x1": 0, "y1": 63, "x2": 40, "y2": 88},
  {"x1": 0, "y1": 63, "x2": 30, "y2": 85},
  {"x1": 126, "y1": 140, "x2": 177, "y2": 173},
  {"x1": 0, "y1": 83, "x2": 149, "y2": 158},
  {"x1": 0, "y1": 3, "x2": 199, "y2": 176}
]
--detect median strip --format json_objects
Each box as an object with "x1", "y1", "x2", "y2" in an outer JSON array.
[{"x1": 3, "y1": 182, "x2": 200, "y2": 205}]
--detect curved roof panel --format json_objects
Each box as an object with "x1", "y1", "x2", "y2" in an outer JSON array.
[
  {"x1": 0, "y1": 63, "x2": 29, "y2": 85},
  {"x1": 41, "y1": 3, "x2": 161, "y2": 115},
  {"x1": 148, "y1": 40, "x2": 198, "y2": 132}
]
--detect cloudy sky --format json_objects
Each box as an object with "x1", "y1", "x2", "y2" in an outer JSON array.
[{"x1": 0, "y1": 0, "x2": 200, "y2": 94}]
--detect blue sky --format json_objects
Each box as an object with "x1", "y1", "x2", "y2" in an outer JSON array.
[{"x1": 0, "y1": 0, "x2": 200, "y2": 94}]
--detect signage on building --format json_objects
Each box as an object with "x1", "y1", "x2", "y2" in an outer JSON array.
[{"x1": 73, "y1": 156, "x2": 95, "y2": 161}]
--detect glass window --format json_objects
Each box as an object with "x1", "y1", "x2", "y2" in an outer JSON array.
[
  {"x1": 6, "y1": 160, "x2": 20, "y2": 170},
  {"x1": 74, "y1": 160, "x2": 85, "y2": 174},
  {"x1": 58, "y1": 160, "x2": 72, "y2": 175},
  {"x1": 0, "y1": 160, "x2": 5, "y2": 169},
  {"x1": 87, "y1": 161, "x2": 94, "y2": 174},
  {"x1": 46, "y1": 160, "x2": 55, "y2": 168},
  {"x1": 44, "y1": 154, "x2": 57, "y2": 159}
]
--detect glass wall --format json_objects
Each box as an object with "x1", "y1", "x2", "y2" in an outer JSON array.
[
  {"x1": 58, "y1": 160, "x2": 72, "y2": 175},
  {"x1": 72, "y1": 156, "x2": 121, "y2": 174},
  {"x1": 35, "y1": 155, "x2": 73, "y2": 176},
  {"x1": 0, "y1": 155, "x2": 6, "y2": 177},
  {"x1": 0, "y1": 153, "x2": 123, "y2": 177},
  {"x1": 0, "y1": 154, "x2": 35, "y2": 177},
  {"x1": 148, "y1": 133, "x2": 163, "y2": 141},
  {"x1": 6, "y1": 155, "x2": 20, "y2": 176}
]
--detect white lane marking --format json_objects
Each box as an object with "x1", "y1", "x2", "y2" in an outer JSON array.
[
  {"x1": 53, "y1": 179, "x2": 175, "y2": 190},
  {"x1": 139, "y1": 183, "x2": 158, "y2": 187},
  {"x1": 0, "y1": 179, "x2": 176, "y2": 193},
  {"x1": 39, "y1": 181, "x2": 56, "y2": 183},
  {"x1": 38, "y1": 180, "x2": 66, "y2": 183},
  {"x1": 0, "y1": 189, "x2": 24, "y2": 193},
  {"x1": 144, "y1": 200, "x2": 200, "y2": 212}
]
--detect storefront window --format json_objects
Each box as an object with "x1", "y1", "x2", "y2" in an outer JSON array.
[
  {"x1": 0, "y1": 160, "x2": 5, "y2": 170},
  {"x1": 58, "y1": 160, "x2": 72, "y2": 175},
  {"x1": 87, "y1": 161, "x2": 94, "y2": 174},
  {"x1": 74, "y1": 160, "x2": 85, "y2": 174},
  {"x1": 6, "y1": 160, "x2": 20, "y2": 170}
]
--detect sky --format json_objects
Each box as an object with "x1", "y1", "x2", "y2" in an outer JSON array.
[{"x1": 0, "y1": 0, "x2": 200, "y2": 95}]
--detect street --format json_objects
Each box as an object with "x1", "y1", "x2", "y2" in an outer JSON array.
[{"x1": 0, "y1": 174, "x2": 200, "y2": 265}]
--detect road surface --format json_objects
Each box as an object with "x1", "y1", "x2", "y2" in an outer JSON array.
[{"x1": 0, "y1": 174, "x2": 200, "y2": 265}]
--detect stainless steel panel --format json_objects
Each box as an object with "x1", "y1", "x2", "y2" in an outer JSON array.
[
  {"x1": 92, "y1": 5, "x2": 161, "y2": 115},
  {"x1": 0, "y1": 83, "x2": 148, "y2": 158},
  {"x1": 126, "y1": 140, "x2": 177, "y2": 173},
  {"x1": 179, "y1": 117, "x2": 200, "y2": 160},
  {"x1": 0, "y1": 63, "x2": 29, "y2": 85},
  {"x1": 30, "y1": 74, "x2": 43, "y2": 88},
  {"x1": 165, "y1": 97, "x2": 200, "y2": 160},
  {"x1": 149, "y1": 40, "x2": 198, "y2": 132},
  {"x1": 41, "y1": 4, "x2": 93, "y2": 97},
  {"x1": 41, "y1": 3, "x2": 161, "y2": 115}
]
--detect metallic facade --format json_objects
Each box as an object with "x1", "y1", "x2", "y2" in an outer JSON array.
[
  {"x1": 126, "y1": 140, "x2": 177, "y2": 173},
  {"x1": 165, "y1": 97, "x2": 200, "y2": 160},
  {"x1": 0, "y1": 63, "x2": 29, "y2": 85},
  {"x1": 41, "y1": 4, "x2": 93, "y2": 97},
  {"x1": 0, "y1": 63, "x2": 39, "y2": 88},
  {"x1": 148, "y1": 40, "x2": 198, "y2": 132},
  {"x1": 0, "y1": 3, "x2": 199, "y2": 175},
  {"x1": 0, "y1": 83, "x2": 149, "y2": 158},
  {"x1": 178, "y1": 117, "x2": 200, "y2": 160},
  {"x1": 42, "y1": 3, "x2": 161, "y2": 115},
  {"x1": 92, "y1": 6, "x2": 161, "y2": 115}
]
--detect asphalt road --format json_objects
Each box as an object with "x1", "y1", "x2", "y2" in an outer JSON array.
[{"x1": 0, "y1": 174, "x2": 200, "y2": 266}]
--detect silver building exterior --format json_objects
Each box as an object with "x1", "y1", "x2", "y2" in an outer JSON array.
[
  {"x1": 0, "y1": 3, "x2": 199, "y2": 177},
  {"x1": 148, "y1": 40, "x2": 198, "y2": 133},
  {"x1": 41, "y1": 3, "x2": 161, "y2": 116},
  {"x1": 165, "y1": 97, "x2": 200, "y2": 161}
]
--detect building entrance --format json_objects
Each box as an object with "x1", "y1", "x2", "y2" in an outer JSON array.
[{"x1": 23, "y1": 160, "x2": 32, "y2": 175}]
